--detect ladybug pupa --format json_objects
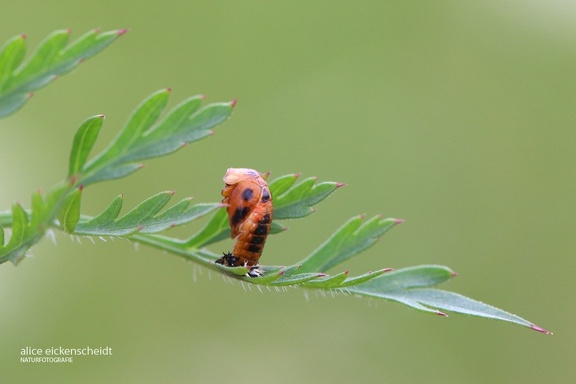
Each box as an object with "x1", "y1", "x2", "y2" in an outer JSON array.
[{"x1": 216, "y1": 168, "x2": 273, "y2": 277}]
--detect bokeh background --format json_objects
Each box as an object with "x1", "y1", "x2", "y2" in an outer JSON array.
[{"x1": 1, "y1": 1, "x2": 574, "y2": 383}]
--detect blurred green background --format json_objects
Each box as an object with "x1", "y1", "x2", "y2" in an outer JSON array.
[{"x1": 1, "y1": 1, "x2": 574, "y2": 383}]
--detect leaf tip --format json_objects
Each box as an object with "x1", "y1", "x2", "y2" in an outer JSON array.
[
  {"x1": 165, "y1": 87, "x2": 172, "y2": 93},
  {"x1": 65, "y1": 28, "x2": 72, "y2": 35},
  {"x1": 97, "y1": 114, "x2": 105, "y2": 119},
  {"x1": 336, "y1": 182, "x2": 347, "y2": 188},
  {"x1": 20, "y1": 33, "x2": 27, "y2": 40},
  {"x1": 383, "y1": 267, "x2": 394, "y2": 272},
  {"x1": 394, "y1": 219, "x2": 405, "y2": 224},
  {"x1": 78, "y1": 184, "x2": 84, "y2": 191},
  {"x1": 117, "y1": 28, "x2": 128, "y2": 36},
  {"x1": 530, "y1": 324, "x2": 552, "y2": 335},
  {"x1": 27, "y1": 92, "x2": 34, "y2": 100},
  {"x1": 230, "y1": 99, "x2": 238, "y2": 107},
  {"x1": 169, "y1": 190, "x2": 175, "y2": 196},
  {"x1": 436, "y1": 311, "x2": 448, "y2": 317}
]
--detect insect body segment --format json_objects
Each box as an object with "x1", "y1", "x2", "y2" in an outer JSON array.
[{"x1": 216, "y1": 168, "x2": 273, "y2": 277}]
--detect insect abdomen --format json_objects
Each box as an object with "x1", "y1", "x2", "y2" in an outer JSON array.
[
  {"x1": 216, "y1": 168, "x2": 273, "y2": 271},
  {"x1": 232, "y1": 211, "x2": 272, "y2": 266}
]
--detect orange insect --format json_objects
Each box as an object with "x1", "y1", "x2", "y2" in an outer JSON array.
[{"x1": 215, "y1": 168, "x2": 273, "y2": 277}]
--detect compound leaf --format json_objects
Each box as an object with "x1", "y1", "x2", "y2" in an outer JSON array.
[
  {"x1": 0, "y1": 29, "x2": 125, "y2": 118},
  {"x1": 273, "y1": 176, "x2": 343, "y2": 219},
  {"x1": 78, "y1": 90, "x2": 235, "y2": 186},
  {"x1": 298, "y1": 215, "x2": 402, "y2": 273},
  {"x1": 73, "y1": 192, "x2": 220, "y2": 236}
]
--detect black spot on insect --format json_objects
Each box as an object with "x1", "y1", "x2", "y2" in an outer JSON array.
[
  {"x1": 259, "y1": 213, "x2": 271, "y2": 224},
  {"x1": 231, "y1": 206, "x2": 250, "y2": 226},
  {"x1": 242, "y1": 188, "x2": 254, "y2": 201},
  {"x1": 261, "y1": 188, "x2": 271, "y2": 202},
  {"x1": 250, "y1": 236, "x2": 265, "y2": 244},
  {"x1": 254, "y1": 224, "x2": 269, "y2": 236},
  {"x1": 248, "y1": 244, "x2": 261, "y2": 253}
]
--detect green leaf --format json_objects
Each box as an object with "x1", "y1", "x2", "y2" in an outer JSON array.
[
  {"x1": 93, "y1": 89, "x2": 171, "y2": 166},
  {"x1": 129, "y1": 204, "x2": 550, "y2": 333},
  {"x1": 268, "y1": 173, "x2": 299, "y2": 196},
  {"x1": 301, "y1": 271, "x2": 349, "y2": 288},
  {"x1": 9, "y1": 30, "x2": 71, "y2": 86},
  {"x1": 269, "y1": 221, "x2": 287, "y2": 234},
  {"x1": 30, "y1": 191, "x2": 47, "y2": 231},
  {"x1": 78, "y1": 194, "x2": 124, "y2": 229},
  {"x1": 270, "y1": 272, "x2": 324, "y2": 286},
  {"x1": 345, "y1": 265, "x2": 551, "y2": 333},
  {"x1": 0, "y1": 29, "x2": 125, "y2": 119},
  {"x1": 73, "y1": 192, "x2": 220, "y2": 236},
  {"x1": 0, "y1": 203, "x2": 30, "y2": 264},
  {"x1": 351, "y1": 265, "x2": 456, "y2": 292},
  {"x1": 0, "y1": 34, "x2": 27, "y2": 91},
  {"x1": 79, "y1": 90, "x2": 235, "y2": 186},
  {"x1": 297, "y1": 215, "x2": 401, "y2": 273},
  {"x1": 144, "y1": 95, "x2": 205, "y2": 139},
  {"x1": 68, "y1": 115, "x2": 104, "y2": 177},
  {"x1": 7, "y1": 203, "x2": 28, "y2": 247},
  {"x1": 273, "y1": 176, "x2": 343, "y2": 219},
  {"x1": 114, "y1": 101, "x2": 234, "y2": 164},
  {"x1": 58, "y1": 186, "x2": 83, "y2": 233},
  {"x1": 0, "y1": 93, "x2": 30, "y2": 118},
  {"x1": 337, "y1": 268, "x2": 391, "y2": 288},
  {"x1": 184, "y1": 207, "x2": 229, "y2": 249},
  {"x1": 81, "y1": 164, "x2": 143, "y2": 186},
  {"x1": 59, "y1": 29, "x2": 124, "y2": 63},
  {"x1": 0, "y1": 181, "x2": 75, "y2": 265}
]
